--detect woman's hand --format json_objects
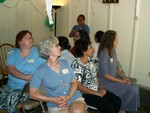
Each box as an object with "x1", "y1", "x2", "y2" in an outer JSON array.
[
  {"x1": 25, "y1": 74, "x2": 32, "y2": 81},
  {"x1": 97, "y1": 86, "x2": 106, "y2": 97},
  {"x1": 53, "y1": 96, "x2": 69, "y2": 108},
  {"x1": 119, "y1": 79, "x2": 131, "y2": 84}
]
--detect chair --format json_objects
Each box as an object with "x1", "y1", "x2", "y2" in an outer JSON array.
[
  {"x1": 0, "y1": 43, "x2": 15, "y2": 85},
  {"x1": 87, "y1": 105, "x2": 102, "y2": 113},
  {"x1": 87, "y1": 105, "x2": 98, "y2": 110},
  {"x1": 19, "y1": 81, "x2": 46, "y2": 113}
]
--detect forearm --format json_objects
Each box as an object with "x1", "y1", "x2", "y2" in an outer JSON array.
[
  {"x1": 68, "y1": 79, "x2": 78, "y2": 99},
  {"x1": 69, "y1": 30, "x2": 76, "y2": 37},
  {"x1": 29, "y1": 88, "x2": 54, "y2": 102},
  {"x1": 77, "y1": 82, "x2": 99, "y2": 96},
  {"x1": 7, "y1": 65, "x2": 28, "y2": 80},
  {"x1": 98, "y1": 80, "x2": 103, "y2": 88},
  {"x1": 104, "y1": 74, "x2": 121, "y2": 83},
  {"x1": 117, "y1": 69, "x2": 126, "y2": 79}
]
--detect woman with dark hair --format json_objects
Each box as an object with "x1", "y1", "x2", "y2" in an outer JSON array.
[
  {"x1": 71, "y1": 39, "x2": 121, "y2": 113},
  {"x1": 73, "y1": 29, "x2": 90, "y2": 42},
  {"x1": 70, "y1": 29, "x2": 90, "y2": 56},
  {"x1": 58, "y1": 36, "x2": 75, "y2": 66},
  {"x1": 7, "y1": 30, "x2": 45, "y2": 89},
  {"x1": 98, "y1": 30, "x2": 140, "y2": 112},
  {"x1": 92, "y1": 30, "x2": 104, "y2": 61},
  {"x1": 0, "y1": 30, "x2": 45, "y2": 113}
]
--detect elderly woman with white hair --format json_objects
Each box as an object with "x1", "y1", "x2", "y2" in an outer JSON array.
[{"x1": 29, "y1": 36, "x2": 87, "y2": 113}]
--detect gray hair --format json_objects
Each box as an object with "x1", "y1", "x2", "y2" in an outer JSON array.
[{"x1": 38, "y1": 36, "x2": 58, "y2": 59}]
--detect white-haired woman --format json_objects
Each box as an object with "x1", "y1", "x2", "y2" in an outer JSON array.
[{"x1": 29, "y1": 36, "x2": 87, "y2": 113}]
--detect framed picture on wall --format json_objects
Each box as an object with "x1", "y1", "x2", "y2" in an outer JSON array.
[{"x1": 103, "y1": 0, "x2": 119, "y2": 3}]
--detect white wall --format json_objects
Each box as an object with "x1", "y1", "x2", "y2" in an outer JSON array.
[
  {"x1": 0, "y1": 0, "x2": 52, "y2": 45},
  {"x1": 57, "y1": 0, "x2": 150, "y2": 87},
  {"x1": 0, "y1": 0, "x2": 150, "y2": 87},
  {"x1": 133, "y1": 0, "x2": 150, "y2": 86}
]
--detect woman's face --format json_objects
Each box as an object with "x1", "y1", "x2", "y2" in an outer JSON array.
[
  {"x1": 73, "y1": 31, "x2": 80, "y2": 42},
  {"x1": 19, "y1": 33, "x2": 33, "y2": 48},
  {"x1": 113, "y1": 35, "x2": 118, "y2": 48},
  {"x1": 50, "y1": 43, "x2": 61, "y2": 58},
  {"x1": 77, "y1": 17, "x2": 85, "y2": 25},
  {"x1": 84, "y1": 44, "x2": 95, "y2": 57}
]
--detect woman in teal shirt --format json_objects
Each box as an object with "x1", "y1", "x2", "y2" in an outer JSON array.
[{"x1": 0, "y1": 30, "x2": 45, "y2": 113}]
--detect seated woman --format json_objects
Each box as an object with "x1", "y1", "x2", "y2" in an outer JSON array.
[
  {"x1": 92, "y1": 30, "x2": 104, "y2": 62},
  {"x1": 71, "y1": 39, "x2": 121, "y2": 113},
  {"x1": 58, "y1": 36, "x2": 75, "y2": 66},
  {"x1": 70, "y1": 29, "x2": 90, "y2": 56},
  {"x1": 0, "y1": 30, "x2": 45, "y2": 113},
  {"x1": 98, "y1": 30, "x2": 140, "y2": 112},
  {"x1": 29, "y1": 36, "x2": 87, "y2": 113}
]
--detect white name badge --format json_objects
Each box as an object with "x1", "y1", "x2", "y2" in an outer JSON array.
[
  {"x1": 110, "y1": 58, "x2": 113, "y2": 63},
  {"x1": 28, "y1": 59, "x2": 35, "y2": 63},
  {"x1": 62, "y1": 69, "x2": 69, "y2": 74}
]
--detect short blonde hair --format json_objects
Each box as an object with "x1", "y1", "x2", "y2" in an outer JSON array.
[{"x1": 38, "y1": 36, "x2": 58, "y2": 59}]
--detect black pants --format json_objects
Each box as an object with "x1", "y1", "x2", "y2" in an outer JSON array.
[{"x1": 83, "y1": 90, "x2": 121, "y2": 113}]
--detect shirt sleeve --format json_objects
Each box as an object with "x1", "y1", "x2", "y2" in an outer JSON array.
[
  {"x1": 99, "y1": 50, "x2": 109, "y2": 75},
  {"x1": 30, "y1": 68, "x2": 42, "y2": 89},
  {"x1": 71, "y1": 60, "x2": 83, "y2": 83},
  {"x1": 6, "y1": 48, "x2": 16, "y2": 66}
]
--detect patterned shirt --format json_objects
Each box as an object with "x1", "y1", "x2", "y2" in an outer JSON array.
[{"x1": 71, "y1": 58, "x2": 99, "y2": 92}]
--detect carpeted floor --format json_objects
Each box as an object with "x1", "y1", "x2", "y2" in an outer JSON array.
[{"x1": 135, "y1": 86, "x2": 150, "y2": 113}]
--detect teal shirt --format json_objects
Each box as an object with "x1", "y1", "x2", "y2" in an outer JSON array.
[{"x1": 6, "y1": 47, "x2": 45, "y2": 90}]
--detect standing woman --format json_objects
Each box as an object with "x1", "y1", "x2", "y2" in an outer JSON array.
[
  {"x1": 98, "y1": 30, "x2": 140, "y2": 112},
  {"x1": 69, "y1": 14, "x2": 90, "y2": 38},
  {"x1": 29, "y1": 36, "x2": 87, "y2": 113},
  {"x1": 0, "y1": 30, "x2": 45, "y2": 113}
]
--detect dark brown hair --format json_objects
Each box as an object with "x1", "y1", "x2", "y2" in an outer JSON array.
[
  {"x1": 15, "y1": 30, "x2": 32, "y2": 48},
  {"x1": 58, "y1": 36, "x2": 71, "y2": 50},
  {"x1": 95, "y1": 30, "x2": 104, "y2": 43},
  {"x1": 77, "y1": 29, "x2": 90, "y2": 41},
  {"x1": 77, "y1": 14, "x2": 85, "y2": 20},
  {"x1": 74, "y1": 39, "x2": 91, "y2": 57},
  {"x1": 97, "y1": 30, "x2": 116, "y2": 58}
]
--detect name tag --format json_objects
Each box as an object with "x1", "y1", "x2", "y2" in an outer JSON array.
[
  {"x1": 62, "y1": 69, "x2": 69, "y2": 74},
  {"x1": 28, "y1": 59, "x2": 35, "y2": 63},
  {"x1": 110, "y1": 58, "x2": 113, "y2": 63}
]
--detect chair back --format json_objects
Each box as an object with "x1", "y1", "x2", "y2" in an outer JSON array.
[
  {"x1": 20, "y1": 82, "x2": 46, "y2": 113},
  {"x1": 0, "y1": 43, "x2": 15, "y2": 75}
]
